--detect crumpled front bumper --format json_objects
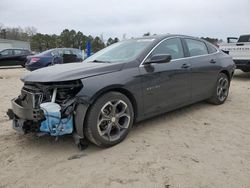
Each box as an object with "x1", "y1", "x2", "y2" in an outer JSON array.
[
  {"x1": 11, "y1": 98, "x2": 43, "y2": 121},
  {"x1": 10, "y1": 97, "x2": 43, "y2": 133}
]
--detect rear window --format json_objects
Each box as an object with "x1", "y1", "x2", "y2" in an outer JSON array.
[
  {"x1": 185, "y1": 39, "x2": 208, "y2": 57},
  {"x1": 238, "y1": 35, "x2": 250, "y2": 43},
  {"x1": 206, "y1": 43, "x2": 217, "y2": 54}
]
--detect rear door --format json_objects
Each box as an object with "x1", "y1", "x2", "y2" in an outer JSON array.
[
  {"x1": 183, "y1": 38, "x2": 220, "y2": 101},
  {"x1": 140, "y1": 37, "x2": 191, "y2": 116}
]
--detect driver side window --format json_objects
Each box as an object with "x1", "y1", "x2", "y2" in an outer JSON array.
[{"x1": 149, "y1": 38, "x2": 184, "y2": 60}]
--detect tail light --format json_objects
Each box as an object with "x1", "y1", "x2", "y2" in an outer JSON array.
[{"x1": 30, "y1": 57, "x2": 40, "y2": 63}]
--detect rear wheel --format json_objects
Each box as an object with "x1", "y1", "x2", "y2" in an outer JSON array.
[
  {"x1": 208, "y1": 73, "x2": 230, "y2": 105},
  {"x1": 84, "y1": 92, "x2": 134, "y2": 147}
]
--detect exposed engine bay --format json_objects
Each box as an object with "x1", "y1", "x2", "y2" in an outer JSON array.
[{"x1": 9, "y1": 80, "x2": 88, "y2": 149}]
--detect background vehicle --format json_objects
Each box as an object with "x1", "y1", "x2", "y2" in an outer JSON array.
[
  {"x1": 0, "y1": 49, "x2": 31, "y2": 67},
  {"x1": 219, "y1": 34, "x2": 250, "y2": 72},
  {"x1": 9, "y1": 35, "x2": 235, "y2": 149},
  {"x1": 25, "y1": 48, "x2": 83, "y2": 71}
]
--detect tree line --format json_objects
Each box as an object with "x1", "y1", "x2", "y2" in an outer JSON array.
[
  {"x1": 0, "y1": 24, "x2": 221, "y2": 53},
  {"x1": 0, "y1": 24, "x2": 120, "y2": 52}
]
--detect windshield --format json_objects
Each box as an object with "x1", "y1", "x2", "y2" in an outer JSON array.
[{"x1": 83, "y1": 39, "x2": 155, "y2": 63}]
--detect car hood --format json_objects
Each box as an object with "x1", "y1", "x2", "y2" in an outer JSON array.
[{"x1": 21, "y1": 62, "x2": 124, "y2": 83}]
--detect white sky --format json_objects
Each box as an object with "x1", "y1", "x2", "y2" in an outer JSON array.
[{"x1": 0, "y1": 0, "x2": 249, "y2": 40}]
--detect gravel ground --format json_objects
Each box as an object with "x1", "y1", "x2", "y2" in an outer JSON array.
[{"x1": 0, "y1": 67, "x2": 250, "y2": 188}]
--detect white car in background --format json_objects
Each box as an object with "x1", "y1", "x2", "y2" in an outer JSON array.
[{"x1": 219, "y1": 35, "x2": 250, "y2": 72}]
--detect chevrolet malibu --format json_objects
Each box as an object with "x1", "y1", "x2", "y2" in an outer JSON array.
[{"x1": 10, "y1": 35, "x2": 235, "y2": 149}]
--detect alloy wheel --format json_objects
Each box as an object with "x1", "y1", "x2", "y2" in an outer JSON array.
[
  {"x1": 217, "y1": 77, "x2": 229, "y2": 102},
  {"x1": 97, "y1": 100, "x2": 131, "y2": 141}
]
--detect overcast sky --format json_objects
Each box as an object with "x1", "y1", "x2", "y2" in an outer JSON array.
[{"x1": 0, "y1": 0, "x2": 249, "y2": 40}]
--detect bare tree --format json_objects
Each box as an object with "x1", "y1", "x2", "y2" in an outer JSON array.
[{"x1": 25, "y1": 26, "x2": 37, "y2": 37}]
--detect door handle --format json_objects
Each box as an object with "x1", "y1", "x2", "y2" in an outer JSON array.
[
  {"x1": 210, "y1": 59, "x2": 216, "y2": 64},
  {"x1": 181, "y1": 63, "x2": 191, "y2": 69},
  {"x1": 236, "y1": 43, "x2": 244, "y2": 46}
]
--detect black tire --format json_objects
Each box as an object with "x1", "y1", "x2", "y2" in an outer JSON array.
[
  {"x1": 21, "y1": 62, "x2": 25, "y2": 68},
  {"x1": 208, "y1": 73, "x2": 230, "y2": 105},
  {"x1": 84, "y1": 92, "x2": 134, "y2": 147}
]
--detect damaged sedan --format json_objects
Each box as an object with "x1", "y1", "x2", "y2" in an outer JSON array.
[{"x1": 9, "y1": 35, "x2": 235, "y2": 149}]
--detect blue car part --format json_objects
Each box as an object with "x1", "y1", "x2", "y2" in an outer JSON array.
[
  {"x1": 40, "y1": 102, "x2": 73, "y2": 136},
  {"x1": 39, "y1": 88, "x2": 73, "y2": 136}
]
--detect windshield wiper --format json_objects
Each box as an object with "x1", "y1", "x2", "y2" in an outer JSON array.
[{"x1": 92, "y1": 60, "x2": 111, "y2": 63}]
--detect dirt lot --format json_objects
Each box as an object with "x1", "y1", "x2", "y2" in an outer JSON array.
[{"x1": 0, "y1": 68, "x2": 249, "y2": 188}]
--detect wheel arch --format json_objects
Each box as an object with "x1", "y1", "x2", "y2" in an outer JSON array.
[
  {"x1": 89, "y1": 86, "x2": 138, "y2": 121},
  {"x1": 75, "y1": 86, "x2": 138, "y2": 138},
  {"x1": 220, "y1": 69, "x2": 231, "y2": 81}
]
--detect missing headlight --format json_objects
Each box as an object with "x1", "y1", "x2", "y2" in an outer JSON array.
[{"x1": 23, "y1": 80, "x2": 83, "y2": 104}]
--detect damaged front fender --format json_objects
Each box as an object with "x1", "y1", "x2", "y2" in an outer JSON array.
[{"x1": 74, "y1": 103, "x2": 89, "y2": 138}]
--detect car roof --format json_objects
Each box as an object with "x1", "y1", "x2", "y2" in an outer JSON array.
[
  {"x1": 49, "y1": 48, "x2": 80, "y2": 51},
  {"x1": 1, "y1": 48, "x2": 30, "y2": 51},
  {"x1": 131, "y1": 34, "x2": 202, "y2": 43}
]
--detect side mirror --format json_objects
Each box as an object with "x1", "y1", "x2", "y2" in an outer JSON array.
[{"x1": 144, "y1": 54, "x2": 172, "y2": 65}]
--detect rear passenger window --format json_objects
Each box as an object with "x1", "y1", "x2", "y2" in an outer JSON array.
[
  {"x1": 185, "y1": 39, "x2": 208, "y2": 56},
  {"x1": 14, "y1": 50, "x2": 23, "y2": 55},
  {"x1": 150, "y1": 38, "x2": 184, "y2": 60},
  {"x1": 207, "y1": 43, "x2": 217, "y2": 54}
]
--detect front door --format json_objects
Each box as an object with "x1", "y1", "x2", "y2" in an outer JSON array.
[{"x1": 139, "y1": 37, "x2": 191, "y2": 116}]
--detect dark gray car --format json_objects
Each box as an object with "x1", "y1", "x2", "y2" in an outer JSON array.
[{"x1": 10, "y1": 35, "x2": 235, "y2": 149}]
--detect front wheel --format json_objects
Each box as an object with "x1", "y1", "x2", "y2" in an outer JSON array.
[
  {"x1": 207, "y1": 73, "x2": 230, "y2": 105},
  {"x1": 84, "y1": 92, "x2": 134, "y2": 147}
]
